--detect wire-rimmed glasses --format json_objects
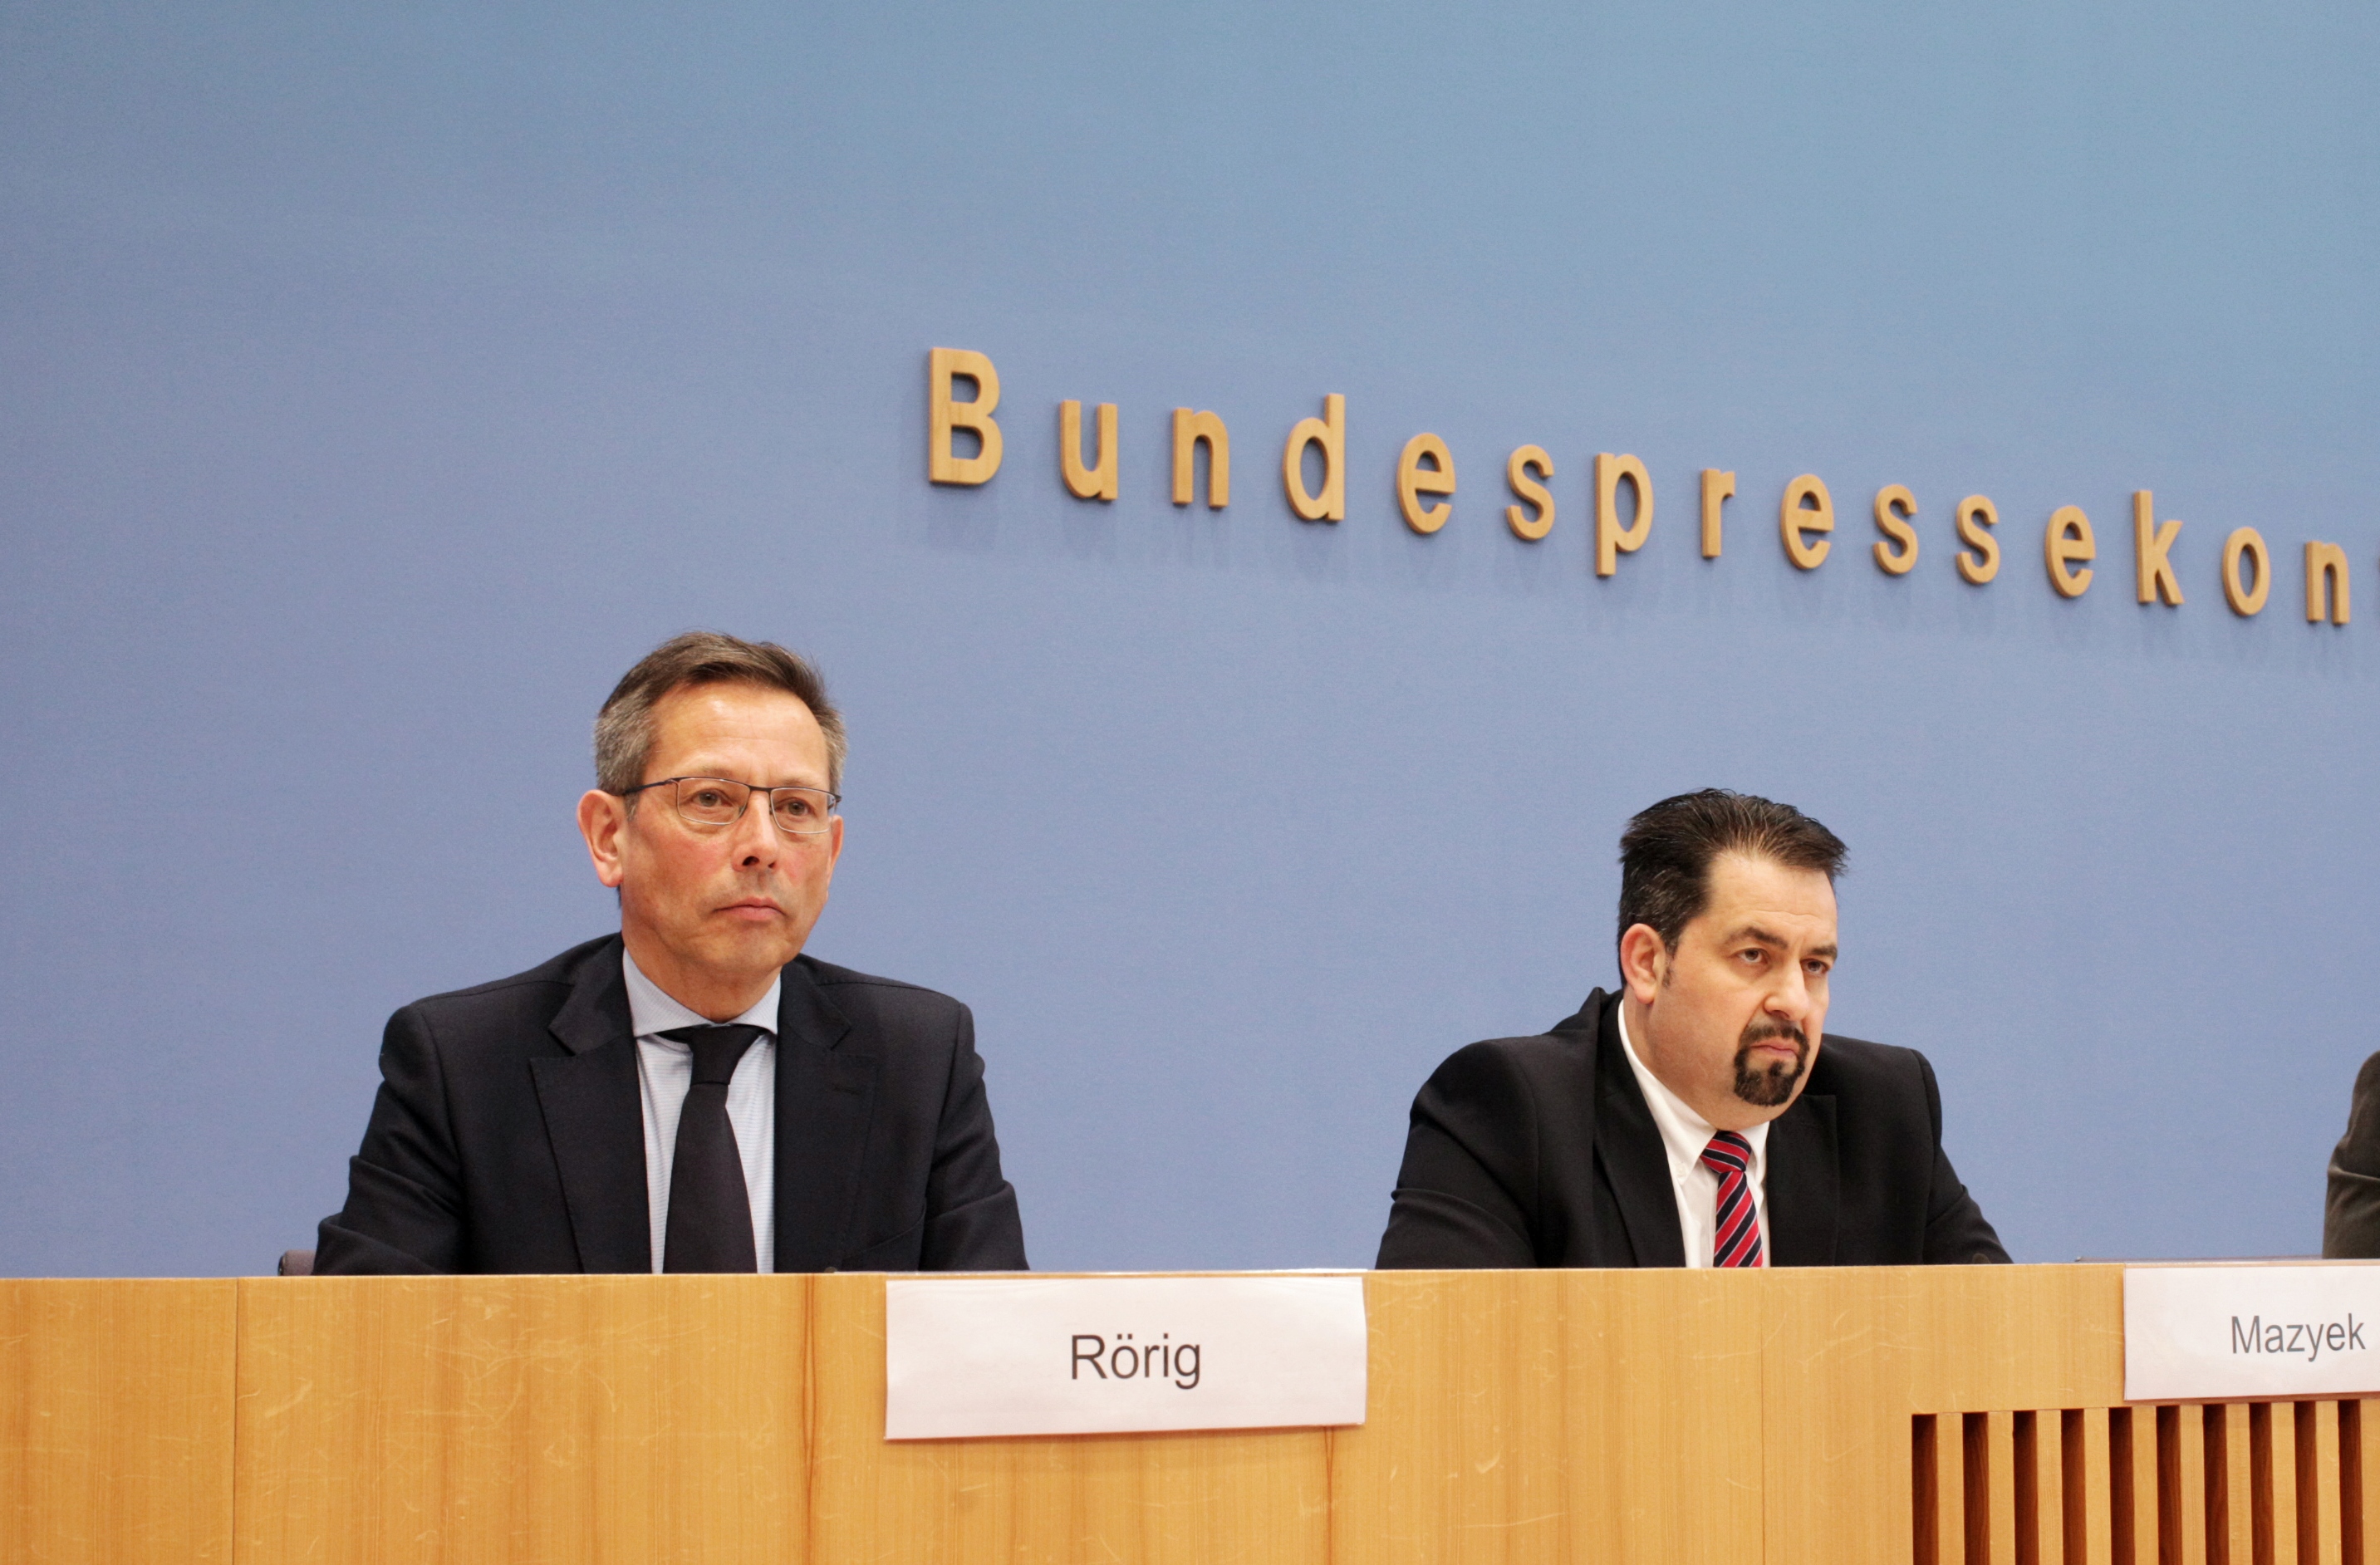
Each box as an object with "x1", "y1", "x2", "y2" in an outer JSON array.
[{"x1": 618, "y1": 775, "x2": 840, "y2": 836}]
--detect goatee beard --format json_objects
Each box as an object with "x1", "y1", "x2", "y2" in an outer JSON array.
[{"x1": 1731, "y1": 1018, "x2": 1809, "y2": 1108}]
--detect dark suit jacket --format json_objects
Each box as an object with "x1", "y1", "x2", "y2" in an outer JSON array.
[
  {"x1": 1376, "y1": 989, "x2": 2006, "y2": 1268},
  {"x1": 316, "y1": 935, "x2": 1027, "y2": 1274},
  {"x1": 2324, "y1": 1051, "x2": 2380, "y2": 1258}
]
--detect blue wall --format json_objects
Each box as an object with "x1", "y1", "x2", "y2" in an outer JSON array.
[{"x1": 3, "y1": 1, "x2": 2373, "y2": 1275}]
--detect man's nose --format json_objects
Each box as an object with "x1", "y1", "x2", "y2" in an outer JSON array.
[
  {"x1": 1769, "y1": 962, "x2": 1813, "y2": 1018},
  {"x1": 732, "y1": 797, "x2": 781, "y2": 866}
]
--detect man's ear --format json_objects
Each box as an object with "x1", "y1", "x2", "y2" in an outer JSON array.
[
  {"x1": 1618, "y1": 923, "x2": 1669, "y2": 1006},
  {"x1": 577, "y1": 790, "x2": 628, "y2": 889}
]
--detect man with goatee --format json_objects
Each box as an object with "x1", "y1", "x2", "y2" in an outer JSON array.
[{"x1": 1376, "y1": 789, "x2": 2006, "y2": 1269}]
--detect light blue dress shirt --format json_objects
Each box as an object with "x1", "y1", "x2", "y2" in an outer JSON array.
[{"x1": 624, "y1": 949, "x2": 778, "y2": 1273}]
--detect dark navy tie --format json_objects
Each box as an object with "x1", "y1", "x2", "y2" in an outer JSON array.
[
  {"x1": 658, "y1": 1023, "x2": 767, "y2": 1273},
  {"x1": 1700, "y1": 1130, "x2": 1765, "y2": 1268}
]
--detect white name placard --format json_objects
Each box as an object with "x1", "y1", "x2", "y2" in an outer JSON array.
[
  {"x1": 2126, "y1": 1263, "x2": 2380, "y2": 1402},
  {"x1": 883, "y1": 1274, "x2": 1367, "y2": 1440}
]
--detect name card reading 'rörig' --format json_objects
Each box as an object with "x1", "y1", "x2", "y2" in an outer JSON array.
[
  {"x1": 883, "y1": 1274, "x2": 1367, "y2": 1440},
  {"x1": 2126, "y1": 1263, "x2": 2380, "y2": 1402}
]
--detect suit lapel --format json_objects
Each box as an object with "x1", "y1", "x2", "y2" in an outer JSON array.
[
  {"x1": 1590, "y1": 993, "x2": 1687, "y2": 1268},
  {"x1": 531, "y1": 939, "x2": 652, "y2": 1273},
  {"x1": 1764, "y1": 1091, "x2": 1839, "y2": 1266},
  {"x1": 771, "y1": 962, "x2": 880, "y2": 1273}
]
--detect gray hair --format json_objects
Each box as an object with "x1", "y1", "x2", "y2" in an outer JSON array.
[{"x1": 594, "y1": 631, "x2": 846, "y2": 796}]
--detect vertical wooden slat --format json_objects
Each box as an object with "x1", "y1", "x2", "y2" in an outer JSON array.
[
  {"x1": 2209, "y1": 1404, "x2": 2234, "y2": 1565},
  {"x1": 2037, "y1": 1398, "x2": 2075, "y2": 1560},
  {"x1": 2231, "y1": 1406, "x2": 2259, "y2": 1565},
  {"x1": 2255, "y1": 1402, "x2": 2280, "y2": 1565},
  {"x1": 2161, "y1": 1398, "x2": 2180, "y2": 1560},
  {"x1": 2304, "y1": 1398, "x2": 2342, "y2": 1560},
  {"x1": 2017, "y1": 1411, "x2": 2042, "y2": 1565},
  {"x1": 2039, "y1": 1411, "x2": 2068, "y2": 1564},
  {"x1": 2278, "y1": 1399, "x2": 2306, "y2": 1565},
  {"x1": 2340, "y1": 1402, "x2": 2365, "y2": 1565},
  {"x1": 2000, "y1": 1413, "x2": 2025, "y2": 1565},
  {"x1": 2079, "y1": 1408, "x2": 2115, "y2": 1565},
  {"x1": 2360, "y1": 1402, "x2": 2380, "y2": 1565},
  {"x1": 2184, "y1": 1404, "x2": 2213, "y2": 1565},
  {"x1": 2316, "y1": 1400, "x2": 2345, "y2": 1565},
  {"x1": 1943, "y1": 1403, "x2": 1975, "y2": 1565},
  {"x1": 1919, "y1": 1417, "x2": 1943, "y2": 1565},
  {"x1": 1972, "y1": 1412, "x2": 1998, "y2": 1565},
  {"x1": 2116, "y1": 1408, "x2": 2142, "y2": 1565},
  {"x1": 2299, "y1": 1403, "x2": 2325, "y2": 1565},
  {"x1": 2063, "y1": 1410, "x2": 2092, "y2": 1565},
  {"x1": 2208, "y1": 1398, "x2": 2246, "y2": 1560},
  {"x1": 2160, "y1": 1406, "x2": 2186, "y2": 1565}
]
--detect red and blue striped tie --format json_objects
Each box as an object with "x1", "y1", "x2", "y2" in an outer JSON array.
[{"x1": 1700, "y1": 1131, "x2": 1764, "y2": 1268}]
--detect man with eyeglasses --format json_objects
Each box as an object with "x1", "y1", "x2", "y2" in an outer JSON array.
[{"x1": 314, "y1": 631, "x2": 1027, "y2": 1274}]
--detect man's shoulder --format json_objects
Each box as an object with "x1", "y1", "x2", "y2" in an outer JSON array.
[
  {"x1": 1451, "y1": 993, "x2": 1607, "y2": 1073},
  {"x1": 1421, "y1": 1013, "x2": 1605, "y2": 1112},
  {"x1": 1445, "y1": 1026, "x2": 1601, "y2": 1072},
  {"x1": 395, "y1": 935, "x2": 618, "y2": 1033},
  {"x1": 793, "y1": 954, "x2": 968, "y2": 1034}
]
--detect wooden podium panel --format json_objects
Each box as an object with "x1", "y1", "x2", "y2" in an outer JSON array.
[
  {"x1": 1334, "y1": 1268, "x2": 1766, "y2": 1564},
  {"x1": 234, "y1": 1275, "x2": 809, "y2": 1565},
  {"x1": 22, "y1": 1264, "x2": 2380, "y2": 1563},
  {"x1": 0, "y1": 1278, "x2": 235, "y2": 1565},
  {"x1": 1758, "y1": 1264, "x2": 2127, "y2": 1564},
  {"x1": 807, "y1": 1272, "x2": 1331, "y2": 1565}
]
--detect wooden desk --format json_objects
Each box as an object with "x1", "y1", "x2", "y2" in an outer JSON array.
[
  {"x1": 6, "y1": 1267, "x2": 2375, "y2": 1563},
  {"x1": 0, "y1": 1279, "x2": 234, "y2": 1565}
]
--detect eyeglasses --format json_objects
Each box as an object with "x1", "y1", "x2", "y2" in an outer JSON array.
[{"x1": 618, "y1": 776, "x2": 841, "y2": 836}]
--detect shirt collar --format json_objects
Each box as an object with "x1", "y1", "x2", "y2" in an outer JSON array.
[
  {"x1": 1614, "y1": 1000, "x2": 1769, "y2": 1181},
  {"x1": 623, "y1": 948, "x2": 781, "y2": 1044}
]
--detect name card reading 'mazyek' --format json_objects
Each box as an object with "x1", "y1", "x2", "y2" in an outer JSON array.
[
  {"x1": 2126, "y1": 1263, "x2": 2380, "y2": 1403},
  {"x1": 883, "y1": 1274, "x2": 1367, "y2": 1440}
]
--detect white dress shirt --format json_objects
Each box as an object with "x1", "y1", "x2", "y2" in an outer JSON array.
[
  {"x1": 1614, "y1": 1005, "x2": 1770, "y2": 1268},
  {"x1": 624, "y1": 950, "x2": 778, "y2": 1273}
]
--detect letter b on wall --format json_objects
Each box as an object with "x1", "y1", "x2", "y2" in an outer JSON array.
[{"x1": 929, "y1": 347, "x2": 1004, "y2": 485}]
